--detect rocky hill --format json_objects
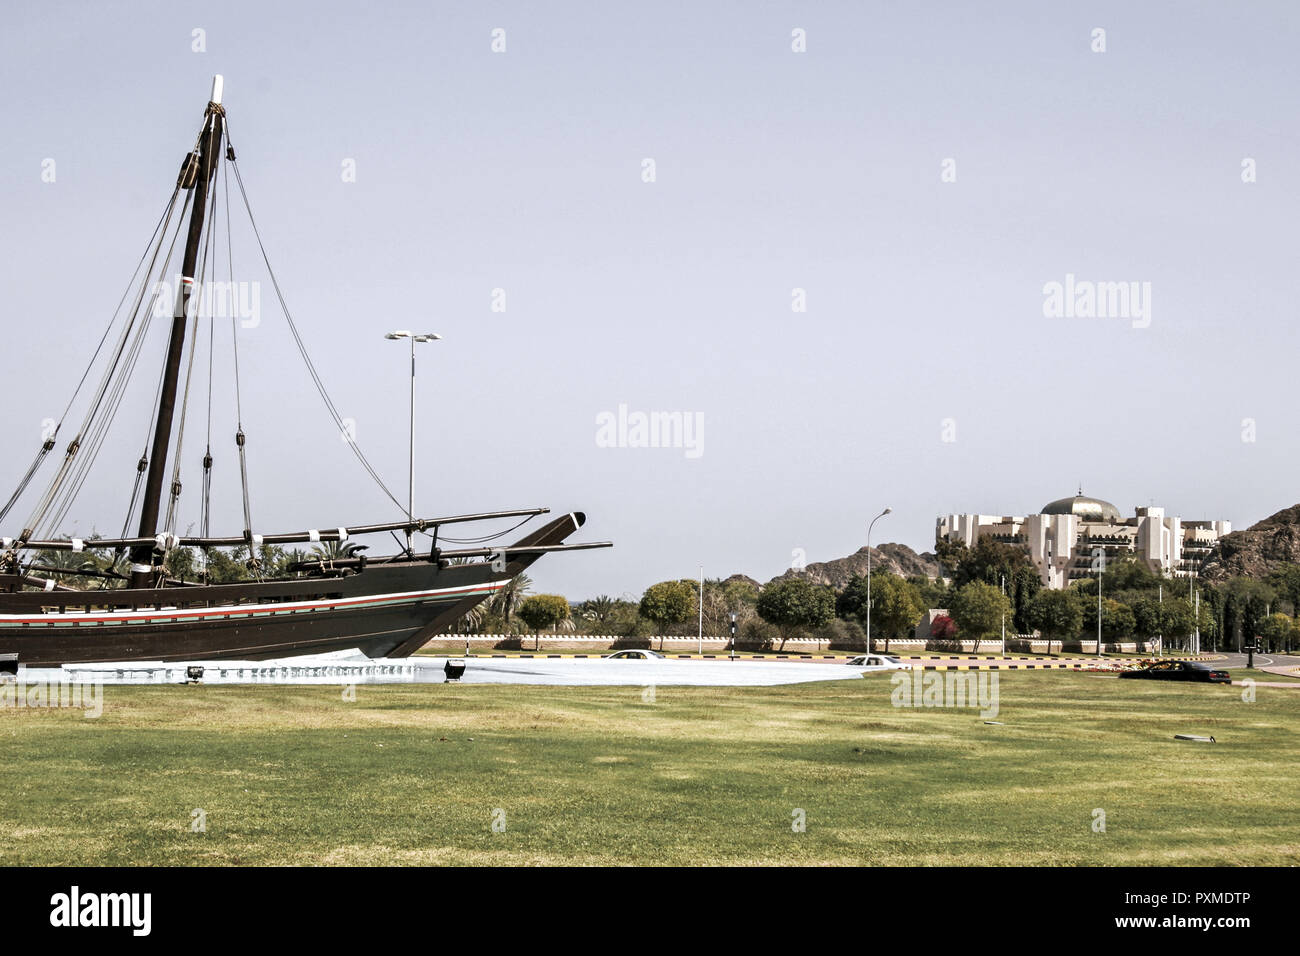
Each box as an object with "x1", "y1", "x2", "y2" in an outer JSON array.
[
  {"x1": 1201, "y1": 504, "x2": 1300, "y2": 581},
  {"x1": 770, "y1": 543, "x2": 941, "y2": 589}
]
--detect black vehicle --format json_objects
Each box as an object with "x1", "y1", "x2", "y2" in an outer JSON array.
[{"x1": 1119, "y1": 661, "x2": 1231, "y2": 683}]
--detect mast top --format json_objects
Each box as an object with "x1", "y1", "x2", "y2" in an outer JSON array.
[{"x1": 210, "y1": 74, "x2": 224, "y2": 106}]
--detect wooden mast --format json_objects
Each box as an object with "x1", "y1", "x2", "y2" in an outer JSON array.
[{"x1": 128, "y1": 76, "x2": 225, "y2": 590}]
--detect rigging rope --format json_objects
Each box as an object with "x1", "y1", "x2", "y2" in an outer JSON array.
[
  {"x1": 24, "y1": 187, "x2": 192, "y2": 543},
  {"x1": 434, "y1": 513, "x2": 538, "y2": 544},
  {"x1": 11, "y1": 117, "x2": 217, "y2": 551},
  {"x1": 0, "y1": 188, "x2": 186, "y2": 534},
  {"x1": 222, "y1": 151, "x2": 257, "y2": 553},
  {"x1": 224, "y1": 120, "x2": 405, "y2": 515},
  {"x1": 8, "y1": 113, "x2": 434, "y2": 571}
]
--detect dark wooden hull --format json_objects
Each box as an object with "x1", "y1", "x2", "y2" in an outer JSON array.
[{"x1": 0, "y1": 513, "x2": 586, "y2": 666}]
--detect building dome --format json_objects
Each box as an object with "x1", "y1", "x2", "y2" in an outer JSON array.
[{"x1": 1040, "y1": 492, "x2": 1121, "y2": 523}]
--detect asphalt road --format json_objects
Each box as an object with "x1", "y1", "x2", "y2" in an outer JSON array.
[{"x1": 1215, "y1": 651, "x2": 1300, "y2": 670}]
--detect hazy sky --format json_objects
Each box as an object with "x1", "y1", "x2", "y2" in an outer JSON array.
[{"x1": 1, "y1": 1, "x2": 1297, "y2": 601}]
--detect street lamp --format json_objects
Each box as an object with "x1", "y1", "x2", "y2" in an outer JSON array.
[
  {"x1": 1093, "y1": 549, "x2": 1104, "y2": 658},
  {"x1": 385, "y1": 330, "x2": 442, "y2": 555},
  {"x1": 866, "y1": 508, "x2": 891, "y2": 651},
  {"x1": 698, "y1": 565, "x2": 704, "y2": 655}
]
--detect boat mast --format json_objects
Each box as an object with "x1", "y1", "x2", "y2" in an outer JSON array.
[{"x1": 128, "y1": 76, "x2": 226, "y2": 590}]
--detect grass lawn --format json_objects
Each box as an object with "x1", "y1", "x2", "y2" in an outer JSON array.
[{"x1": 1, "y1": 672, "x2": 1295, "y2": 865}]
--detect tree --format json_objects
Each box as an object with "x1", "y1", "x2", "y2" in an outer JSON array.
[
  {"x1": 836, "y1": 572, "x2": 922, "y2": 652},
  {"x1": 936, "y1": 536, "x2": 1041, "y2": 633},
  {"x1": 1128, "y1": 595, "x2": 1197, "y2": 654},
  {"x1": 1266, "y1": 563, "x2": 1300, "y2": 612},
  {"x1": 30, "y1": 542, "x2": 115, "y2": 589},
  {"x1": 908, "y1": 574, "x2": 950, "y2": 610},
  {"x1": 1160, "y1": 597, "x2": 1197, "y2": 651},
  {"x1": 517, "y1": 594, "x2": 571, "y2": 644},
  {"x1": 1082, "y1": 597, "x2": 1136, "y2": 648},
  {"x1": 948, "y1": 581, "x2": 1014, "y2": 652},
  {"x1": 309, "y1": 539, "x2": 364, "y2": 563},
  {"x1": 489, "y1": 573, "x2": 532, "y2": 629},
  {"x1": 579, "y1": 595, "x2": 618, "y2": 628},
  {"x1": 203, "y1": 546, "x2": 252, "y2": 583},
  {"x1": 163, "y1": 546, "x2": 198, "y2": 582},
  {"x1": 1131, "y1": 597, "x2": 1165, "y2": 651},
  {"x1": 1258, "y1": 612, "x2": 1294, "y2": 653},
  {"x1": 1220, "y1": 577, "x2": 1275, "y2": 650},
  {"x1": 930, "y1": 614, "x2": 958, "y2": 642},
  {"x1": 1100, "y1": 555, "x2": 1164, "y2": 594},
  {"x1": 639, "y1": 580, "x2": 698, "y2": 649},
  {"x1": 756, "y1": 577, "x2": 835, "y2": 650},
  {"x1": 1024, "y1": 589, "x2": 1083, "y2": 655},
  {"x1": 722, "y1": 577, "x2": 759, "y2": 612}
]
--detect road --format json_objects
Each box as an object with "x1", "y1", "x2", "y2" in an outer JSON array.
[{"x1": 1216, "y1": 651, "x2": 1300, "y2": 671}]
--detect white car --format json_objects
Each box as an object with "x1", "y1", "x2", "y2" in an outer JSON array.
[
  {"x1": 604, "y1": 649, "x2": 665, "y2": 660},
  {"x1": 845, "y1": 654, "x2": 911, "y2": 671}
]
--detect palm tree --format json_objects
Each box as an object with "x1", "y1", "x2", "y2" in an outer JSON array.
[
  {"x1": 489, "y1": 572, "x2": 532, "y2": 628},
  {"x1": 310, "y1": 540, "x2": 365, "y2": 563},
  {"x1": 457, "y1": 599, "x2": 490, "y2": 633},
  {"x1": 581, "y1": 595, "x2": 617, "y2": 629},
  {"x1": 30, "y1": 547, "x2": 109, "y2": 589}
]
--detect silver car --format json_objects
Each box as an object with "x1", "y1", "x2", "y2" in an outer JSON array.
[{"x1": 845, "y1": 654, "x2": 911, "y2": 671}]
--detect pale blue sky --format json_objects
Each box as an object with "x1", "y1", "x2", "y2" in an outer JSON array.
[{"x1": 1, "y1": 1, "x2": 1297, "y2": 599}]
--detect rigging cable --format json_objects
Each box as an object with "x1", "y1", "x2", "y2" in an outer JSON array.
[
  {"x1": 42, "y1": 188, "x2": 196, "y2": 541},
  {"x1": 224, "y1": 119, "x2": 406, "y2": 515},
  {"x1": 25, "y1": 187, "x2": 193, "y2": 543},
  {"x1": 223, "y1": 150, "x2": 257, "y2": 559},
  {"x1": 0, "y1": 186, "x2": 182, "y2": 533},
  {"x1": 14, "y1": 113, "x2": 217, "y2": 546},
  {"x1": 434, "y1": 513, "x2": 538, "y2": 544}
]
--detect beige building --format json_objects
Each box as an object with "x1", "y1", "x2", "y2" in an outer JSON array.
[{"x1": 937, "y1": 491, "x2": 1229, "y2": 589}]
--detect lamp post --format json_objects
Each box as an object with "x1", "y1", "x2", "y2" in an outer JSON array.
[
  {"x1": 1096, "y1": 551, "x2": 1104, "y2": 658},
  {"x1": 1000, "y1": 574, "x2": 1006, "y2": 651},
  {"x1": 385, "y1": 331, "x2": 441, "y2": 555},
  {"x1": 1157, "y1": 583, "x2": 1163, "y2": 657},
  {"x1": 866, "y1": 508, "x2": 891, "y2": 651},
  {"x1": 698, "y1": 565, "x2": 704, "y2": 655}
]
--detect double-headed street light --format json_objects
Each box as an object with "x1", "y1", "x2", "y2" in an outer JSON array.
[
  {"x1": 866, "y1": 507, "x2": 892, "y2": 651},
  {"x1": 385, "y1": 331, "x2": 442, "y2": 555}
]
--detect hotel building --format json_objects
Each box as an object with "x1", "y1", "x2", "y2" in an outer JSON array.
[{"x1": 936, "y1": 491, "x2": 1229, "y2": 589}]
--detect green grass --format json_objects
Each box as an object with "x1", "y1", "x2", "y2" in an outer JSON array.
[{"x1": 1, "y1": 673, "x2": 1296, "y2": 865}]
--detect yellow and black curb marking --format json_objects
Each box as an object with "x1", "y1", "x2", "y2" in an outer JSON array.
[
  {"x1": 921, "y1": 663, "x2": 1089, "y2": 671},
  {"x1": 450, "y1": 653, "x2": 1175, "y2": 669},
  {"x1": 469, "y1": 653, "x2": 848, "y2": 660}
]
